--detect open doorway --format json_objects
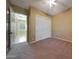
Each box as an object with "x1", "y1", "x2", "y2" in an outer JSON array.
[
  {"x1": 14, "y1": 13, "x2": 27, "y2": 44},
  {"x1": 10, "y1": 12, "x2": 27, "y2": 46}
]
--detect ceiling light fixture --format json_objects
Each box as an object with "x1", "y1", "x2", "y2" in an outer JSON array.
[{"x1": 48, "y1": 0, "x2": 57, "y2": 8}]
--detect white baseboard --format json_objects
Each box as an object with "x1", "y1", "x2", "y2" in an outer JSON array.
[
  {"x1": 52, "y1": 36, "x2": 72, "y2": 43},
  {"x1": 29, "y1": 37, "x2": 51, "y2": 44},
  {"x1": 29, "y1": 37, "x2": 72, "y2": 44}
]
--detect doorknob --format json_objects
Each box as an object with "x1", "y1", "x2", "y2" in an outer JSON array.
[{"x1": 8, "y1": 32, "x2": 12, "y2": 34}]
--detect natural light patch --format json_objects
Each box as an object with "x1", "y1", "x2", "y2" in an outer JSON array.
[
  {"x1": 14, "y1": 36, "x2": 27, "y2": 44},
  {"x1": 12, "y1": 12, "x2": 27, "y2": 44},
  {"x1": 15, "y1": 13, "x2": 26, "y2": 20},
  {"x1": 18, "y1": 36, "x2": 26, "y2": 43}
]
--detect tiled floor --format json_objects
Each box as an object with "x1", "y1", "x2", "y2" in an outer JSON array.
[
  {"x1": 7, "y1": 38, "x2": 72, "y2": 59},
  {"x1": 12, "y1": 35, "x2": 27, "y2": 44}
]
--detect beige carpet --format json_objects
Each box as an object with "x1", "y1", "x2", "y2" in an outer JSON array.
[{"x1": 7, "y1": 38, "x2": 72, "y2": 59}]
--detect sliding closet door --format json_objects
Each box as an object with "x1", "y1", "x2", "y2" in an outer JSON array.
[{"x1": 36, "y1": 15, "x2": 51, "y2": 41}]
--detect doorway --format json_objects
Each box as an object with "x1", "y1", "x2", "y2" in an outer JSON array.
[
  {"x1": 11, "y1": 12, "x2": 27, "y2": 45},
  {"x1": 14, "y1": 13, "x2": 27, "y2": 44}
]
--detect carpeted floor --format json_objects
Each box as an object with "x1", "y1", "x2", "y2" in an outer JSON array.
[{"x1": 7, "y1": 38, "x2": 72, "y2": 59}]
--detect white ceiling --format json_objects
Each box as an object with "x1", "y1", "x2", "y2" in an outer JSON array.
[{"x1": 10, "y1": 0, "x2": 72, "y2": 16}]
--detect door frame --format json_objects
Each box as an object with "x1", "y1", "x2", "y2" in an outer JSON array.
[{"x1": 6, "y1": 7, "x2": 11, "y2": 53}]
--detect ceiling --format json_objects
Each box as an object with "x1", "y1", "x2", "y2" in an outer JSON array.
[{"x1": 10, "y1": 0, "x2": 72, "y2": 16}]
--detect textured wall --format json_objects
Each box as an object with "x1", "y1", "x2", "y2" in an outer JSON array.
[{"x1": 51, "y1": 9, "x2": 72, "y2": 42}]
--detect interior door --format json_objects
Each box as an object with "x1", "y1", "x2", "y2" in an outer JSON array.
[
  {"x1": 6, "y1": 6, "x2": 15, "y2": 53},
  {"x1": 6, "y1": 8, "x2": 11, "y2": 53},
  {"x1": 10, "y1": 7, "x2": 16, "y2": 47}
]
